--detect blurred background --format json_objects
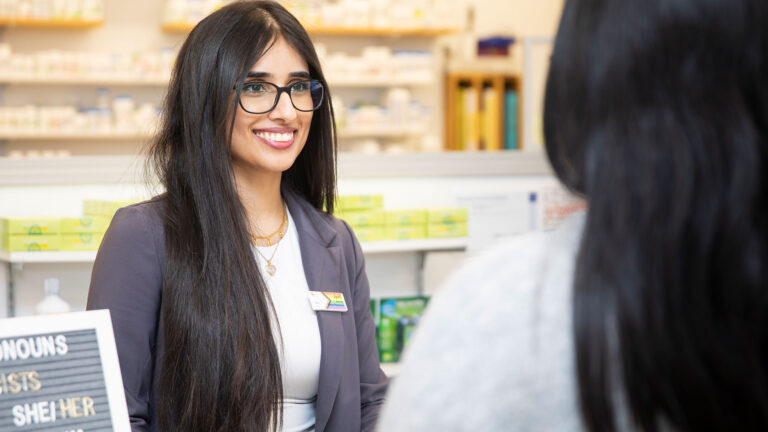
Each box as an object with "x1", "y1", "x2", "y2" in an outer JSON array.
[{"x1": 0, "y1": 0, "x2": 582, "y2": 374}]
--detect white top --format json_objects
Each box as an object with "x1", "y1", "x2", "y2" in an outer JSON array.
[
  {"x1": 254, "y1": 209, "x2": 321, "y2": 432},
  {"x1": 377, "y1": 212, "x2": 587, "y2": 431}
]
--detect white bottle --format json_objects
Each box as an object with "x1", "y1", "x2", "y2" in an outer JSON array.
[{"x1": 35, "y1": 278, "x2": 71, "y2": 315}]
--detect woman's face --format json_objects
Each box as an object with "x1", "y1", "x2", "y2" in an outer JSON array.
[{"x1": 230, "y1": 37, "x2": 314, "y2": 178}]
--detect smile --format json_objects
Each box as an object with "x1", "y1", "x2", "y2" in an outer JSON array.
[{"x1": 253, "y1": 129, "x2": 296, "y2": 149}]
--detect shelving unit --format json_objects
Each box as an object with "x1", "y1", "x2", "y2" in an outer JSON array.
[
  {"x1": 0, "y1": 76, "x2": 169, "y2": 86},
  {"x1": 0, "y1": 237, "x2": 468, "y2": 265},
  {"x1": 161, "y1": 22, "x2": 458, "y2": 37},
  {"x1": 0, "y1": 127, "x2": 428, "y2": 141},
  {"x1": 0, "y1": 132, "x2": 154, "y2": 140},
  {"x1": 0, "y1": 18, "x2": 103, "y2": 29},
  {"x1": 445, "y1": 72, "x2": 522, "y2": 151}
]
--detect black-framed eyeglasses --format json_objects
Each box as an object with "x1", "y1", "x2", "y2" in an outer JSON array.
[{"x1": 235, "y1": 80, "x2": 324, "y2": 114}]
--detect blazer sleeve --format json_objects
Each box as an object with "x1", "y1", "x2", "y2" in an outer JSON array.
[
  {"x1": 341, "y1": 221, "x2": 389, "y2": 431},
  {"x1": 86, "y1": 205, "x2": 163, "y2": 432}
]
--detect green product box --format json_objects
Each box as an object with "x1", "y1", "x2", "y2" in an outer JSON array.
[
  {"x1": 336, "y1": 195, "x2": 383, "y2": 212},
  {"x1": 384, "y1": 210, "x2": 427, "y2": 226},
  {"x1": 60, "y1": 216, "x2": 110, "y2": 234},
  {"x1": 377, "y1": 296, "x2": 430, "y2": 363},
  {"x1": 4, "y1": 234, "x2": 60, "y2": 252},
  {"x1": 428, "y1": 208, "x2": 469, "y2": 224},
  {"x1": 352, "y1": 226, "x2": 387, "y2": 243},
  {"x1": 83, "y1": 199, "x2": 140, "y2": 217},
  {"x1": 82, "y1": 200, "x2": 101, "y2": 216},
  {"x1": 337, "y1": 210, "x2": 385, "y2": 228},
  {"x1": 385, "y1": 225, "x2": 427, "y2": 241},
  {"x1": 0, "y1": 218, "x2": 60, "y2": 235},
  {"x1": 60, "y1": 233, "x2": 105, "y2": 251},
  {"x1": 427, "y1": 222, "x2": 468, "y2": 238}
]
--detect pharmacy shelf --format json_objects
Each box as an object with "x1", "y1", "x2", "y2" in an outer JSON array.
[
  {"x1": 0, "y1": 132, "x2": 154, "y2": 140},
  {"x1": 0, "y1": 127, "x2": 418, "y2": 140},
  {"x1": 0, "y1": 250, "x2": 96, "y2": 263},
  {"x1": 0, "y1": 75, "x2": 169, "y2": 86},
  {"x1": 361, "y1": 237, "x2": 467, "y2": 254},
  {"x1": 0, "y1": 151, "x2": 552, "y2": 186},
  {"x1": 337, "y1": 126, "x2": 425, "y2": 139},
  {"x1": 0, "y1": 238, "x2": 467, "y2": 264},
  {"x1": 327, "y1": 77, "x2": 432, "y2": 87},
  {"x1": 0, "y1": 18, "x2": 103, "y2": 29},
  {"x1": 162, "y1": 22, "x2": 457, "y2": 37},
  {"x1": 0, "y1": 75, "x2": 429, "y2": 87}
]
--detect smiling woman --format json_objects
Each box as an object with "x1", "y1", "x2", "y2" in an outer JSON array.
[{"x1": 85, "y1": 1, "x2": 388, "y2": 432}]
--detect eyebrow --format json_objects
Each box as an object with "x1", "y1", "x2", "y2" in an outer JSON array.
[{"x1": 246, "y1": 71, "x2": 311, "y2": 79}]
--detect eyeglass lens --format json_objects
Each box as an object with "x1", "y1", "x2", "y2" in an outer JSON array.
[{"x1": 240, "y1": 80, "x2": 323, "y2": 114}]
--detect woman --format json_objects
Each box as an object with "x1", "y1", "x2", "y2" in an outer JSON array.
[
  {"x1": 87, "y1": 2, "x2": 387, "y2": 431},
  {"x1": 378, "y1": 0, "x2": 768, "y2": 431}
]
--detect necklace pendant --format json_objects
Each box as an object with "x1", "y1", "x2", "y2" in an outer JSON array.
[{"x1": 266, "y1": 263, "x2": 277, "y2": 276}]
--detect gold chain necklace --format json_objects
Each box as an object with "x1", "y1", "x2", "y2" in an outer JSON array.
[{"x1": 252, "y1": 207, "x2": 288, "y2": 276}]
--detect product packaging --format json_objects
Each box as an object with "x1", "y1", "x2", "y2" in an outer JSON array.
[{"x1": 377, "y1": 295, "x2": 430, "y2": 363}]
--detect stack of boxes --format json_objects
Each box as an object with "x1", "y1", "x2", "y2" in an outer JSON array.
[
  {"x1": 0, "y1": 199, "x2": 136, "y2": 252},
  {"x1": 336, "y1": 194, "x2": 469, "y2": 242},
  {"x1": 427, "y1": 208, "x2": 468, "y2": 238},
  {"x1": 1, "y1": 217, "x2": 61, "y2": 252}
]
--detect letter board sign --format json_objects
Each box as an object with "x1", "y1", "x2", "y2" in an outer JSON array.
[{"x1": 0, "y1": 310, "x2": 130, "y2": 431}]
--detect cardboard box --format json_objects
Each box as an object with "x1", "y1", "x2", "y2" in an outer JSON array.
[
  {"x1": 351, "y1": 226, "x2": 387, "y2": 243},
  {"x1": 60, "y1": 216, "x2": 110, "y2": 234},
  {"x1": 336, "y1": 195, "x2": 383, "y2": 212},
  {"x1": 385, "y1": 225, "x2": 427, "y2": 241},
  {"x1": 384, "y1": 210, "x2": 427, "y2": 226},
  {"x1": 60, "y1": 233, "x2": 105, "y2": 251},
  {"x1": 0, "y1": 218, "x2": 60, "y2": 236},
  {"x1": 427, "y1": 222, "x2": 468, "y2": 238},
  {"x1": 4, "y1": 235, "x2": 60, "y2": 252},
  {"x1": 337, "y1": 210, "x2": 385, "y2": 228},
  {"x1": 427, "y1": 208, "x2": 468, "y2": 224}
]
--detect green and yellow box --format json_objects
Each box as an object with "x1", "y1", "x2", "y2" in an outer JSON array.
[
  {"x1": 0, "y1": 217, "x2": 60, "y2": 236},
  {"x1": 427, "y1": 208, "x2": 468, "y2": 224},
  {"x1": 83, "y1": 199, "x2": 140, "y2": 218},
  {"x1": 350, "y1": 226, "x2": 387, "y2": 242},
  {"x1": 3, "y1": 235, "x2": 60, "y2": 252},
  {"x1": 337, "y1": 210, "x2": 385, "y2": 228},
  {"x1": 336, "y1": 195, "x2": 384, "y2": 212},
  {"x1": 385, "y1": 225, "x2": 427, "y2": 240},
  {"x1": 428, "y1": 222, "x2": 468, "y2": 238},
  {"x1": 60, "y1": 233, "x2": 104, "y2": 251},
  {"x1": 60, "y1": 216, "x2": 110, "y2": 234},
  {"x1": 384, "y1": 210, "x2": 428, "y2": 226}
]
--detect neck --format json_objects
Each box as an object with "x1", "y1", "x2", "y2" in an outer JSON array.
[{"x1": 232, "y1": 165, "x2": 285, "y2": 237}]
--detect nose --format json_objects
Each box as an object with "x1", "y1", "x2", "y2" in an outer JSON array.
[{"x1": 269, "y1": 90, "x2": 297, "y2": 122}]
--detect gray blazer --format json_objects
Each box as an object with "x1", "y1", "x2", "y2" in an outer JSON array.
[{"x1": 87, "y1": 189, "x2": 388, "y2": 431}]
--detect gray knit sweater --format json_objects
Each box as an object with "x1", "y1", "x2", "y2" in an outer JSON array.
[{"x1": 377, "y1": 213, "x2": 586, "y2": 432}]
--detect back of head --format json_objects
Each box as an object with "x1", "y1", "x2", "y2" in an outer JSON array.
[{"x1": 544, "y1": 0, "x2": 768, "y2": 431}]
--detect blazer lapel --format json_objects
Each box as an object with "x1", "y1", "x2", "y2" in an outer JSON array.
[{"x1": 284, "y1": 189, "x2": 344, "y2": 432}]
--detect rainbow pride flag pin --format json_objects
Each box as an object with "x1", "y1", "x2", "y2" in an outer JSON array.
[{"x1": 308, "y1": 291, "x2": 348, "y2": 312}]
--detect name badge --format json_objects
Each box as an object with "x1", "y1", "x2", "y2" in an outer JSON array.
[{"x1": 308, "y1": 291, "x2": 348, "y2": 312}]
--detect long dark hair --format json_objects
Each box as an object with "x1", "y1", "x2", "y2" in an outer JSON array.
[
  {"x1": 544, "y1": 0, "x2": 768, "y2": 431},
  {"x1": 148, "y1": 1, "x2": 336, "y2": 430}
]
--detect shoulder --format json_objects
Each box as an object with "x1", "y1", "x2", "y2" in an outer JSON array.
[
  {"x1": 102, "y1": 197, "x2": 166, "y2": 258},
  {"x1": 444, "y1": 210, "x2": 584, "y2": 305},
  {"x1": 377, "y1": 212, "x2": 586, "y2": 431}
]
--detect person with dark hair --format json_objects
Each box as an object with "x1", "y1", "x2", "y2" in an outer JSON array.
[
  {"x1": 377, "y1": 0, "x2": 768, "y2": 431},
  {"x1": 86, "y1": 1, "x2": 387, "y2": 431}
]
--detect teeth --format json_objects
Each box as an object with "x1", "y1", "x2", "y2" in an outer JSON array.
[{"x1": 255, "y1": 131, "x2": 294, "y2": 142}]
